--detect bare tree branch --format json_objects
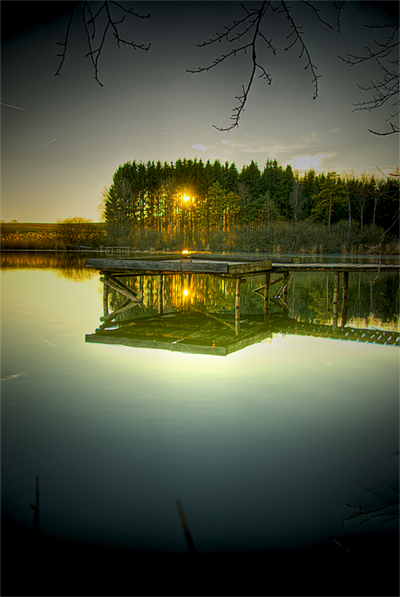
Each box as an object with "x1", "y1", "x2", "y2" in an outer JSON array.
[
  {"x1": 53, "y1": 1, "x2": 398, "y2": 135},
  {"x1": 55, "y1": 0, "x2": 151, "y2": 86},
  {"x1": 189, "y1": 0, "x2": 335, "y2": 131},
  {"x1": 344, "y1": 481, "x2": 399, "y2": 526},
  {"x1": 298, "y1": 0, "x2": 333, "y2": 30},
  {"x1": 188, "y1": 1, "x2": 275, "y2": 131},
  {"x1": 339, "y1": 13, "x2": 399, "y2": 135},
  {"x1": 369, "y1": 121, "x2": 399, "y2": 135},
  {"x1": 280, "y1": 0, "x2": 322, "y2": 101},
  {"x1": 333, "y1": 0, "x2": 346, "y2": 33},
  {"x1": 54, "y1": 5, "x2": 76, "y2": 77},
  {"x1": 344, "y1": 454, "x2": 400, "y2": 526}
]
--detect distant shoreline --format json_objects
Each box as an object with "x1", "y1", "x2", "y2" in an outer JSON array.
[
  {"x1": 1, "y1": 248, "x2": 399, "y2": 260},
  {"x1": 1, "y1": 221, "x2": 399, "y2": 255}
]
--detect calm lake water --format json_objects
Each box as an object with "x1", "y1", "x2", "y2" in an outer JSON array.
[{"x1": 1, "y1": 252, "x2": 399, "y2": 559}]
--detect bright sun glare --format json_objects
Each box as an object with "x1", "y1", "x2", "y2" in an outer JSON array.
[{"x1": 182, "y1": 194, "x2": 190, "y2": 202}]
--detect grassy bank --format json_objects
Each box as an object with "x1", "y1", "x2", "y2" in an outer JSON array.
[
  {"x1": 1, "y1": 221, "x2": 399, "y2": 254},
  {"x1": 0, "y1": 222, "x2": 107, "y2": 250}
]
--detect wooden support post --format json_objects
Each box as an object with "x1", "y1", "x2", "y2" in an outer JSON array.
[
  {"x1": 274, "y1": 274, "x2": 290, "y2": 300},
  {"x1": 282, "y1": 272, "x2": 289, "y2": 304},
  {"x1": 100, "y1": 277, "x2": 142, "y2": 304},
  {"x1": 341, "y1": 271, "x2": 349, "y2": 327},
  {"x1": 326, "y1": 273, "x2": 329, "y2": 311},
  {"x1": 264, "y1": 272, "x2": 270, "y2": 320},
  {"x1": 235, "y1": 278, "x2": 242, "y2": 336},
  {"x1": 333, "y1": 271, "x2": 340, "y2": 331},
  {"x1": 176, "y1": 500, "x2": 197, "y2": 555},
  {"x1": 100, "y1": 299, "x2": 136, "y2": 323},
  {"x1": 343, "y1": 271, "x2": 349, "y2": 301},
  {"x1": 158, "y1": 274, "x2": 163, "y2": 315},
  {"x1": 103, "y1": 276, "x2": 109, "y2": 317}
]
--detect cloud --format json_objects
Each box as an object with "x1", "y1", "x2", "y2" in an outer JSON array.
[
  {"x1": 284, "y1": 152, "x2": 338, "y2": 172},
  {"x1": 192, "y1": 143, "x2": 210, "y2": 151},
  {"x1": 217, "y1": 132, "x2": 318, "y2": 156},
  {"x1": 218, "y1": 137, "x2": 283, "y2": 154},
  {"x1": 291, "y1": 132, "x2": 318, "y2": 149}
]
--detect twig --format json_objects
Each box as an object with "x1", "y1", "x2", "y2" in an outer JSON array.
[
  {"x1": 55, "y1": 0, "x2": 151, "y2": 85},
  {"x1": 280, "y1": 1, "x2": 321, "y2": 101},
  {"x1": 343, "y1": 479, "x2": 399, "y2": 526},
  {"x1": 176, "y1": 500, "x2": 197, "y2": 555},
  {"x1": 189, "y1": 0, "x2": 334, "y2": 131},
  {"x1": 54, "y1": 6, "x2": 76, "y2": 77},
  {"x1": 188, "y1": 1, "x2": 273, "y2": 132}
]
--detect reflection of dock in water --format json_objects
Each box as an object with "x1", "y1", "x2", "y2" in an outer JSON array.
[
  {"x1": 276, "y1": 320, "x2": 400, "y2": 347},
  {"x1": 86, "y1": 312, "x2": 273, "y2": 357},
  {"x1": 86, "y1": 314, "x2": 400, "y2": 356},
  {"x1": 86, "y1": 312, "x2": 400, "y2": 357},
  {"x1": 85, "y1": 254, "x2": 400, "y2": 353}
]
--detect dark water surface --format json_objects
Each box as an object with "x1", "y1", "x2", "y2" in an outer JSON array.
[{"x1": 1, "y1": 252, "x2": 399, "y2": 595}]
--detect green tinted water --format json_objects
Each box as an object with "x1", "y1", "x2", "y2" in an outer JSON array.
[{"x1": 1, "y1": 252, "x2": 399, "y2": 554}]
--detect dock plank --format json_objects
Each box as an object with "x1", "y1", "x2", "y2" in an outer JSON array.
[
  {"x1": 86, "y1": 257, "x2": 399, "y2": 277},
  {"x1": 271, "y1": 263, "x2": 399, "y2": 273},
  {"x1": 86, "y1": 258, "x2": 272, "y2": 275}
]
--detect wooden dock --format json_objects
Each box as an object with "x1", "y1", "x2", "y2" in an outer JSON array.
[
  {"x1": 85, "y1": 255, "x2": 399, "y2": 276},
  {"x1": 85, "y1": 255, "x2": 399, "y2": 338},
  {"x1": 85, "y1": 256, "x2": 273, "y2": 276}
]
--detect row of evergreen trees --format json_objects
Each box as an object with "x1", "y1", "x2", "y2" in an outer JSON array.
[{"x1": 103, "y1": 158, "x2": 399, "y2": 248}]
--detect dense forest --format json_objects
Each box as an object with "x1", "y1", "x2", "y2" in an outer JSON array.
[{"x1": 102, "y1": 158, "x2": 399, "y2": 253}]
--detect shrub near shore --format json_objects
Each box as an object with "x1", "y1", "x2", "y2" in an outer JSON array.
[{"x1": 0, "y1": 221, "x2": 107, "y2": 250}]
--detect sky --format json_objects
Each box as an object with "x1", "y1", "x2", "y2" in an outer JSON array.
[{"x1": 1, "y1": 0, "x2": 399, "y2": 222}]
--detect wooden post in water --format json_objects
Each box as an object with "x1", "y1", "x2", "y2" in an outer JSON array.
[
  {"x1": 30, "y1": 475, "x2": 40, "y2": 537},
  {"x1": 326, "y1": 273, "x2": 329, "y2": 312},
  {"x1": 282, "y1": 272, "x2": 289, "y2": 305},
  {"x1": 235, "y1": 278, "x2": 242, "y2": 336},
  {"x1": 176, "y1": 500, "x2": 197, "y2": 555},
  {"x1": 103, "y1": 276, "x2": 109, "y2": 318},
  {"x1": 333, "y1": 271, "x2": 340, "y2": 331},
  {"x1": 341, "y1": 271, "x2": 349, "y2": 327},
  {"x1": 158, "y1": 274, "x2": 163, "y2": 315},
  {"x1": 264, "y1": 272, "x2": 270, "y2": 321}
]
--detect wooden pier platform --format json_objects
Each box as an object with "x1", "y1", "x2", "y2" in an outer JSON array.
[
  {"x1": 85, "y1": 256, "x2": 273, "y2": 276},
  {"x1": 269, "y1": 262, "x2": 400, "y2": 273},
  {"x1": 85, "y1": 255, "x2": 399, "y2": 337},
  {"x1": 85, "y1": 255, "x2": 399, "y2": 276}
]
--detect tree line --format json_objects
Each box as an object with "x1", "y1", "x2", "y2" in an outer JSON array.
[{"x1": 102, "y1": 158, "x2": 399, "y2": 252}]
